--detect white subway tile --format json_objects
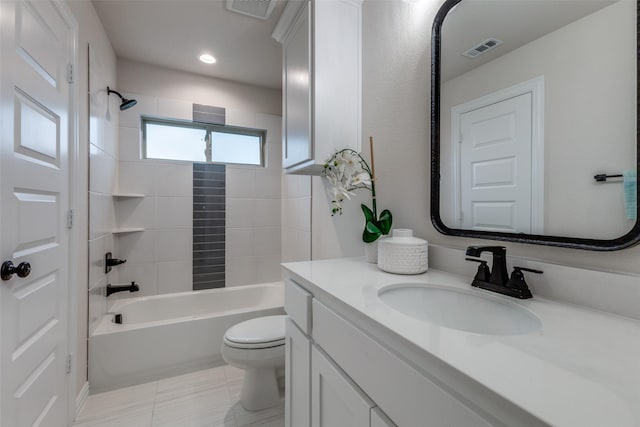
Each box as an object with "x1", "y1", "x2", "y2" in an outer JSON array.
[
  {"x1": 104, "y1": 113, "x2": 118, "y2": 159},
  {"x1": 119, "y1": 162, "x2": 157, "y2": 196},
  {"x1": 255, "y1": 227, "x2": 281, "y2": 256},
  {"x1": 254, "y1": 199, "x2": 280, "y2": 227},
  {"x1": 256, "y1": 255, "x2": 282, "y2": 283},
  {"x1": 89, "y1": 192, "x2": 116, "y2": 240},
  {"x1": 157, "y1": 197, "x2": 193, "y2": 228},
  {"x1": 119, "y1": 127, "x2": 142, "y2": 162},
  {"x1": 293, "y1": 197, "x2": 311, "y2": 231},
  {"x1": 226, "y1": 256, "x2": 257, "y2": 286},
  {"x1": 226, "y1": 168, "x2": 255, "y2": 198},
  {"x1": 116, "y1": 231, "x2": 157, "y2": 264},
  {"x1": 88, "y1": 281, "x2": 107, "y2": 336},
  {"x1": 298, "y1": 176, "x2": 312, "y2": 198},
  {"x1": 227, "y1": 199, "x2": 255, "y2": 228},
  {"x1": 254, "y1": 170, "x2": 281, "y2": 199},
  {"x1": 157, "y1": 262, "x2": 192, "y2": 295},
  {"x1": 265, "y1": 141, "x2": 282, "y2": 170},
  {"x1": 157, "y1": 164, "x2": 193, "y2": 197},
  {"x1": 89, "y1": 143, "x2": 117, "y2": 194},
  {"x1": 226, "y1": 228, "x2": 254, "y2": 257},
  {"x1": 157, "y1": 229, "x2": 192, "y2": 263},
  {"x1": 89, "y1": 236, "x2": 106, "y2": 289}
]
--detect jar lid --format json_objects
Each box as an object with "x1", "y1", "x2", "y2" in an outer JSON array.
[
  {"x1": 392, "y1": 229, "x2": 413, "y2": 238},
  {"x1": 380, "y1": 229, "x2": 428, "y2": 246}
]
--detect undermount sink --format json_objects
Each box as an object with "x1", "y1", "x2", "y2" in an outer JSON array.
[{"x1": 378, "y1": 284, "x2": 542, "y2": 336}]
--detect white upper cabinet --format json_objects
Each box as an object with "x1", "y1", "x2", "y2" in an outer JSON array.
[{"x1": 274, "y1": 0, "x2": 362, "y2": 174}]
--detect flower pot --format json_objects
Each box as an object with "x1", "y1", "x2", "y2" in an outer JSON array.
[{"x1": 364, "y1": 241, "x2": 378, "y2": 263}]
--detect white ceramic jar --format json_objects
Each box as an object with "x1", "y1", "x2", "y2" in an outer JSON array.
[{"x1": 377, "y1": 229, "x2": 428, "y2": 274}]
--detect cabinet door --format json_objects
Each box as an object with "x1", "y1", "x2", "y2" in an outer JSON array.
[
  {"x1": 286, "y1": 318, "x2": 311, "y2": 427},
  {"x1": 371, "y1": 407, "x2": 396, "y2": 427},
  {"x1": 282, "y1": 1, "x2": 312, "y2": 169},
  {"x1": 311, "y1": 345, "x2": 374, "y2": 427}
]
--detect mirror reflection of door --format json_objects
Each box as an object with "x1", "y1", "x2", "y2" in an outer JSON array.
[{"x1": 452, "y1": 78, "x2": 544, "y2": 234}]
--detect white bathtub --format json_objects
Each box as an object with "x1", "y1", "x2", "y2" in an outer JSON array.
[{"x1": 89, "y1": 282, "x2": 284, "y2": 393}]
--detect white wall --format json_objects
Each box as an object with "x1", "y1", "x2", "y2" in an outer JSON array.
[
  {"x1": 115, "y1": 60, "x2": 283, "y2": 294},
  {"x1": 282, "y1": 175, "x2": 312, "y2": 263},
  {"x1": 67, "y1": 0, "x2": 118, "y2": 401},
  {"x1": 440, "y1": 1, "x2": 635, "y2": 239},
  {"x1": 312, "y1": 0, "x2": 640, "y2": 277}
]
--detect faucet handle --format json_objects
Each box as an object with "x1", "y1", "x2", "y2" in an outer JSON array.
[
  {"x1": 466, "y1": 258, "x2": 490, "y2": 282},
  {"x1": 507, "y1": 266, "x2": 543, "y2": 294}
]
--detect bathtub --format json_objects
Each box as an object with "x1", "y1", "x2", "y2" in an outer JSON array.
[{"x1": 89, "y1": 282, "x2": 284, "y2": 393}]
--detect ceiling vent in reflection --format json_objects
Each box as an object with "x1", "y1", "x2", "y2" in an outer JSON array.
[
  {"x1": 462, "y1": 38, "x2": 503, "y2": 58},
  {"x1": 225, "y1": 0, "x2": 277, "y2": 20}
]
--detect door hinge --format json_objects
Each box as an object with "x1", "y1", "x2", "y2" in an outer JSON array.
[
  {"x1": 67, "y1": 209, "x2": 73, "y2": 229},
  {"x1": 67, "y1": 64, "x2": 74, "y2": 84},
  {"x1": 458, "y1": 133, "x2": 464, "y2": 144},
  {"x1": 66, "y1": 354, "x2": 72, "y2": 374}
]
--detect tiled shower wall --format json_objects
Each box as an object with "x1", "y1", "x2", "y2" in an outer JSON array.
[
  {"x1": 114, "y1": 91, "x2": 283, "y2": 296},
  {"x1": 282, "y1": 175, "x2": 311, "y2": 263},
  {"x1": 193, "y1": 163, "x2": 226, "y2": 290}
]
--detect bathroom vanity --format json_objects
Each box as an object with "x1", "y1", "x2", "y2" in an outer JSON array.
[{"x1": 282, "y1": 257, "x2": 640, "y2": 427}]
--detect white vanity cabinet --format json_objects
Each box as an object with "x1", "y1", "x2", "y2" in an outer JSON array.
[
  {"x1": 283, "y1": 276, "x2": 503, "y2": 427},
  {"x1": 285, "y1": 279, "x2": 397, "y2": 427},
  {"x1": 311, "y1": 345, "x2": 376, "y2": 427},
  {"x1": 274, "y1": 0, "x2": 362, "y2": 174}
]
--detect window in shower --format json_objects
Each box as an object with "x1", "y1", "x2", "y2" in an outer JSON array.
[{"x1": 142, "y1": 116, "x2": 265, "y2": 166}]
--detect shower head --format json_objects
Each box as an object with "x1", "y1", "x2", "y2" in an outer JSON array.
[{"x1": 107, "y1": 87, "x2": 137, "y2": 111}]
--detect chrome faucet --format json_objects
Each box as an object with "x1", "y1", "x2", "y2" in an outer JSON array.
[{"x1": 465, "y1": 246, "x2": 541, "y2": 299}]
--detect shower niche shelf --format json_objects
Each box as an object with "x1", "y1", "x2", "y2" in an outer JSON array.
[
  {"x1": 112, "y1": 228, "x2": 145, "y2": 234},
  {"x1": 112, "y1": 193, "x2": 145, "y2": 198}
]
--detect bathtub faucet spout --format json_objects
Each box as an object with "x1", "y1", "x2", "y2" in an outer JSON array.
[{"x1": 106, "y1": 281, "x2": 140, "y2": 297}]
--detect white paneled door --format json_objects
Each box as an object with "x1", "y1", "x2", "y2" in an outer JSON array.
[
  {"x1": 0, "y1": 0, "x2": 76, "y2": 426},
  {"x1": 459, "y1": 93, "x2": 533, "y2": 233}
]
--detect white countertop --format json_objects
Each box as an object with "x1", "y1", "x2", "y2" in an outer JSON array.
[{"x1": 282, "y1": 257, "x2": 640, "y2": 427}]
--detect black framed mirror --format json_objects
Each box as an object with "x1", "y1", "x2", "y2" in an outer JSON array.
[{"x1": 431, "y1": 0, "x2": 640, "y2": 251}]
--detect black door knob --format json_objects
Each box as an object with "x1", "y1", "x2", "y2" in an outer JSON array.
[{"x1": 1, "y1": 261, "x2": 31, "y2": 281}]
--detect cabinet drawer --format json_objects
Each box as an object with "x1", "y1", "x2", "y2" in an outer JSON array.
[
  {"x1": 285, "y1": 278, "x2": 313, "y2": 334},
  {"x1": 312, "y1": 300, "x2": 493, "y2": 427}
]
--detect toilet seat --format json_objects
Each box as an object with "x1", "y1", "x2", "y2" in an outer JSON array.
[{"x1": 223, "y1": 315, "x2": 285, "y2": 349}]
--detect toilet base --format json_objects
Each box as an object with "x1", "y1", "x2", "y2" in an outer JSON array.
[{"x1": 240, "y1": 368, "x2": 281, "y2": 411}]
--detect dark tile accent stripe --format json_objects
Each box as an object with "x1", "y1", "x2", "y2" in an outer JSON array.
[{"x1": 193, "y1": 163, "x2": 225, "y2": 289}]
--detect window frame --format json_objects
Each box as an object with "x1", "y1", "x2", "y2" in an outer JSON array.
[{"x1": 141, "y1": 116, "x2": 266, "y2": 167}]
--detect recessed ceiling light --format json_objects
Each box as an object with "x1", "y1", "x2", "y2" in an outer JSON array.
[{"x1": 199, "y1": 54, "x2": 216, "y2": 64}]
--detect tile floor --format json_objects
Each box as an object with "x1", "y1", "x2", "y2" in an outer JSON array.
[{"x1": 74, "y1": 365, "x2": 284, "y2": 427}]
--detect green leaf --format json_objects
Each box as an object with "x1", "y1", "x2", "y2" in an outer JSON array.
[
  {"x1": 365, "y1": 221, "x2": 381, "y2": 235},
  {"x1": 378, "y1": 209, "x2": 393, "y2": 234},
  {"x1": 362, "y1": 228, "x2": 381, "y2": 243},
  {"x1": 361, "y1": 204, "x2": 374, "y2": 223}
]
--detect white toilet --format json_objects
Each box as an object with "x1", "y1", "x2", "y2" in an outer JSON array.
[{"x1": 221, "y1": 315, "x2": 286, "y2": 411}]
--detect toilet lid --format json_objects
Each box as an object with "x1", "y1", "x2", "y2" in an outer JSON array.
[{"x1": 224, "y1": 315, "x2": 286, "y2": 347}]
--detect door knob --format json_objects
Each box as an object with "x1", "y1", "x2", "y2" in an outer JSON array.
[{"x1": 1, "y1": 261, "x2": 31, "y2": 281}]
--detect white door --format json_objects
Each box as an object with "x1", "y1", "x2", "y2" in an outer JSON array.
[
  {"x1": 1, "y1": 0, "x2": 75, "y2": 426},
  {"x1": 458, "y1": 93, "x2": 533, "y2": 233}
]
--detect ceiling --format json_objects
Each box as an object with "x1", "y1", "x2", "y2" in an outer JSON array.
[
  {"x1": 92, "y1": 0, "x2": 286, "y2": 89},
  {"x1": 441, "y1": 0, "x2": 617, "y2": 82}
]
